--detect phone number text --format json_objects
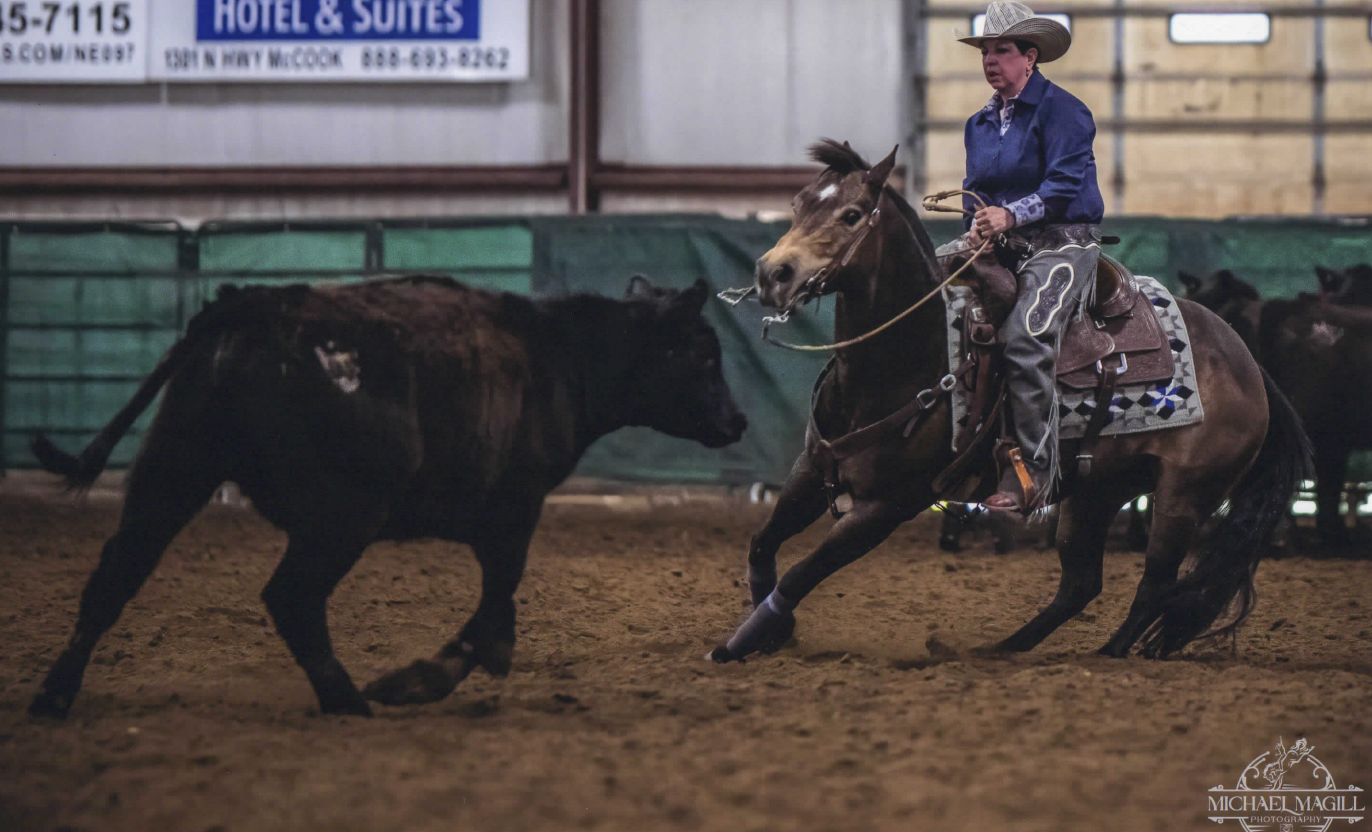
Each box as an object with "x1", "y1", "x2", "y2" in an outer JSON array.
[{"x1": 360, "y1": 45, "x2": 510, "y2": 71}]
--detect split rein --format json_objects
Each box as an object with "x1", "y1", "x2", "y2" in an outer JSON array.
[{"x1": 717, "y1": 190, "x2": 991, "y2": 352}]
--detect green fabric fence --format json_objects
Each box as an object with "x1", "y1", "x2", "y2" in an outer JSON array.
[{"x1": 3, "y1": 214, "x2": 1370, "y2": 485}]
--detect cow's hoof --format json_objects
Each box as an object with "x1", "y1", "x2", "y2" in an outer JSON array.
[
  {"x1": 28, "y1": 691, "x2": 72, "y2": 720},
  {"x1": 476, "y1": 641, "x2": 513, "y2": 677},
  {"x1": 364, "y1": 659, "x2": 457, "y2": 706}
]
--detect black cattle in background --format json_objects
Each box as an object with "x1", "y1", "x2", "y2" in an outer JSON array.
[
  {"x1": 1181, "y1": 267, "x2": 1372, "y2": 549},
  {"x1": 27, "y1": 275, "x2": 747, "y2": 719},
  {"x1": 1317, "y1": 264, "x2": 1372, "y2": 306}
]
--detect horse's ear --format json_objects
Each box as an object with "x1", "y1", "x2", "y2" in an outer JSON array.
[
  {"x1": 866, "y1": 145, "x2": 898, "y2": 194},
  {"x1": 1178, "y1": 271, "x2": 1201, "y2": 294},
  {"x1": 625, "y1": 274, "x2": 654, "y2": 298}
]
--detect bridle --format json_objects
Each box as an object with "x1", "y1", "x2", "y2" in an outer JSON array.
[
  {"x1": 719, "y1": 189, "x2": 991, "y2": 352},
  {"x1": 757, "y1": 200, "x2": 887, "y2": 344}
]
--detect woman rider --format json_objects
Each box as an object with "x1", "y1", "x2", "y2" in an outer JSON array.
[{"x1": 958, "y1": 1, "x2": 1105, "y2": 514}]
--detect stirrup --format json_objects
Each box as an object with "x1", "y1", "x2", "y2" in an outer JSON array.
[{"x1": 984, "y1": 447, "x2": 1039, "y2": 515}]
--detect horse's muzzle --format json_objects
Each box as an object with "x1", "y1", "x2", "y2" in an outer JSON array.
[{"x1": 754, "y1": 256, "x2": 803, "y2": 309}]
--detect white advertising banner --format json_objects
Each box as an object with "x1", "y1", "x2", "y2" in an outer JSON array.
[
  {"x1": 147, "y1": 0, "x2": 529, "y2": 82},
  {"x1": 0, "y1": 0, "x2": 148, "y2": 82}
]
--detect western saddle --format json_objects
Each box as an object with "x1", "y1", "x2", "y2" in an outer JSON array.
[{"x1": 943, "y1": 240, "x2": 1175, "y2": 485}]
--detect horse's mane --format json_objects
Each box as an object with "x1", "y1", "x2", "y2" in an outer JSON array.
[
  {"x1": 808, "y1": 138, "x2": 944, "y2": 282},
  {"x1": 885, "y1": 188, "x2": 944, "y2": 282}
]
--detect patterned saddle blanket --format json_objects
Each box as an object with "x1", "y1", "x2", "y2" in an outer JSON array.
[{"x1": 944, "y1": 275, "x2": 1205, "y2": 444}]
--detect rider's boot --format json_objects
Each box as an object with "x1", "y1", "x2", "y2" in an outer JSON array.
[{"x1": 983, "y1": 443, "x2": 1049, "y2": 515}]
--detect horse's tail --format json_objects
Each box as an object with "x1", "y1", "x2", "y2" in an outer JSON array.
[
  {"x1": 1140, "y1": 366, "x2": 1312, "y2": 657},
  {"x1": 30, "y1": 287, "x2": 245, "y2": 493}
]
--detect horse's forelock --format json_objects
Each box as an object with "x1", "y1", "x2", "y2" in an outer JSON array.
[{"x1": 808, "y1": 139, "x2": 870, "y2": 176}]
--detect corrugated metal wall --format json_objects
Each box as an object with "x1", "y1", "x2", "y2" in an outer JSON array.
[
  {"x1": 2, "y1": 1, "x2": 1370, "y2": 218},
  {"x1": 922, "y1": 1, "x2": 1372, "y2": 217},
  {"x1": 599, "y1": 0, "x2": 901, "y2": 166}
]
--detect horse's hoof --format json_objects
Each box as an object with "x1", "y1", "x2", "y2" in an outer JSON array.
[
  {"x1": 967, "y1": 642, "x2": 1007, "y2": 658},
  {"x1": 938, "y1": 537, "x2": 962, "y2": 553},
  {"x1": 28, "y1": 691, "x2": 72, "y2": 720},
  {"x1": 756, "y1": 613, "x2": 796, "y2": 654},
  {"x1": 707, "y1": 645, "x2": 742, "y2": 663},
  {"x1": 363, "y1": 659, "x2": 458, "y2": 706}
]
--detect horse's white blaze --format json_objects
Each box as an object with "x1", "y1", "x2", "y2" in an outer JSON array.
[{"x1": 818, "y1": 184, "x2": 838, "y2": 202}]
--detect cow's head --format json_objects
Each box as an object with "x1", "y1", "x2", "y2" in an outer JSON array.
[
  {"x1": 1179, "y1": 269, "x2": 1260, "y2": 315},
  {"x1": 622, "y1": 277, "x2": 747, "y2": 448},
  {"x1": 1316, "y1": 264, "x2": 1372, "y2": 305},
  {"x1": 1179, "y1": 269, "x2": 1264, "y2": 352}
]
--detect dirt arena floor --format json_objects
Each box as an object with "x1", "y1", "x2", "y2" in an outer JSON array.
[{"x1": 1, "y1": 485, "x2": 1370, "y2": 832}]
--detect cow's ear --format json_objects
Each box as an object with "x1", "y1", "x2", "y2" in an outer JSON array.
[
  {"x1": 866, "y1": 145, "x2": 898, "y2": 196},
  {"x1": 1315, "y1": 266, "x2": 1339, "y2": 294},
  {"x1": 671, "y1": 279, "x2": 709, "y2": 316},
  {"x1": 1178, "y1": 271, "x2": 1201, "y2": 294},
  {"x1": 625, "y1": 274, "x2": 654, "y2": 298}
]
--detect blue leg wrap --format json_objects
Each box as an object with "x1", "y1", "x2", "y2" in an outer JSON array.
[{"x1": 725, "y1": 589, "x2": 796, "y2": 656}]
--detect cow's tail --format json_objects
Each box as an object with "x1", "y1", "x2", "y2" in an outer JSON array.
[
  {"x1": 1140, "y1": 366, "x2": 1312, "y2": 657},
  {"x1": 30, "y1": 287, "x2": 241, "y2": 493}
]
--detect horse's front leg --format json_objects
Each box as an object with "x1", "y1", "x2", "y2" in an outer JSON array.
[
  {"x1": 711, "y1": 498, "x2": 908, "y2": 663},
  {"x1": 746, "y1": 454, "x2": 830, "y2": 608}
]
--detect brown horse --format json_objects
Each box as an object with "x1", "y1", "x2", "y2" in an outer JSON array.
[{"x1": 710, "y1": 140, "x2": 1310, "y2": 663}]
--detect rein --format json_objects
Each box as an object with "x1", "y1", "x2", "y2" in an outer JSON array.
[{"x1": 718, "y1": 190, "x2": 991, "y2": 353}]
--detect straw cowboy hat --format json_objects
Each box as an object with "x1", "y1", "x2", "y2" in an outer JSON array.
[{"x1": 958, "y1": 1, "x2": 1072, "y2": 63}]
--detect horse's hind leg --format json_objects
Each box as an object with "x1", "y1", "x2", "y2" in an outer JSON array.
[
  {"x1": 1098, "y1": 513, "x2": 1196, "y2": 657},
  {"x1": 992, "y1": 486, "x2": 1123, "y2": 653},
  {"x1": 1099, "y1": 470, "x2": 1227, "y2": 657},
  {"x1": 745, "y1": 455, "x2": 828, "y2": 608},
  {"x1": 29, "y1": 455, "x2": 221, "y2": 718}
]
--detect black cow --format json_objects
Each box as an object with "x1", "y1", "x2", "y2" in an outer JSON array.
[
  {"x1": 1180, "y1": 268, "x2": 1372, "y2": 547},
  {"x1": 28, "y1": 274, "x2": 746, "y2": 718},
  {"x1": 1316, "y1": 264, "x2": 1372, "y2": 306}
]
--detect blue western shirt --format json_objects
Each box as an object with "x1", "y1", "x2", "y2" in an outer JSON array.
[{"x1": 962, "y1": 70, "x2": 1105, "y2": 230}]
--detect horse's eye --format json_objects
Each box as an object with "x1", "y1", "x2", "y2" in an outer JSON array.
[{"x1": 842, "y1": 209, "x2": 862, "y2": 227}]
